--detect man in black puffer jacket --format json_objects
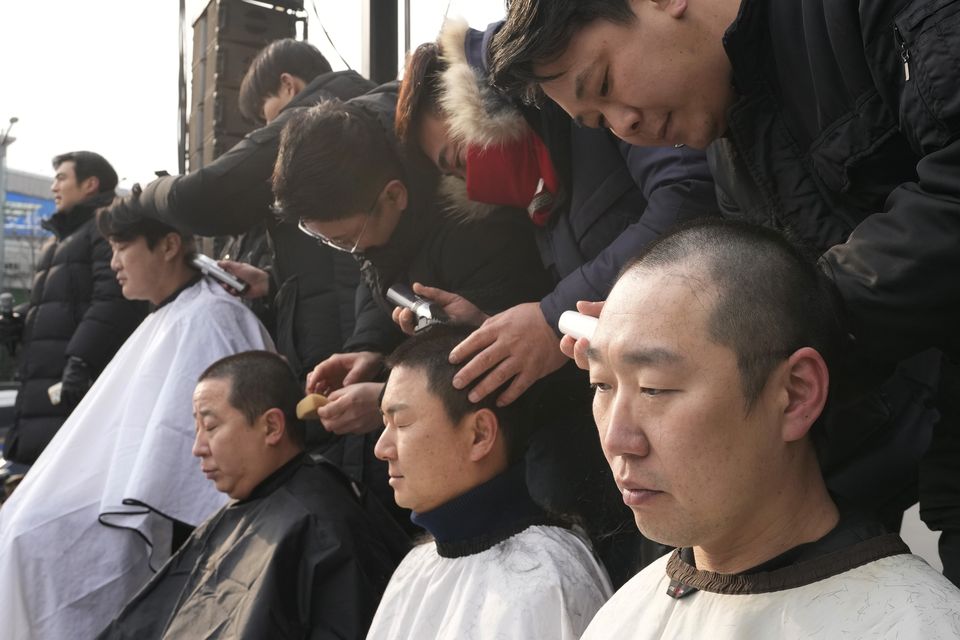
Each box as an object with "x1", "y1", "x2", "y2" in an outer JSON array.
[
  {"x1": 106, "y1": 39, "x2": 374, "y2": 381},
  {"x1": 4, "y1": 152, "x2": 147, "y2": 464}
]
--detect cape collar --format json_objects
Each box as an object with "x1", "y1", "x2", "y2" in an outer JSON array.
[
  {"x1": 233, "y1": 452, "x2": 309, "y2": 505},
  {"x1": 410, "y1": 462, "x2": 550, "y2": 558},
  {"x1": 665, "y1": 512, "x2": 908, "y2": 597}
]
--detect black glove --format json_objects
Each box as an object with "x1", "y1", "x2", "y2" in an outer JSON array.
[
  {"x1": 0, "y1": 312, "x2": 24, "y2": 356},
  {"x1": 60, "y1": 356, "x2": 93, "y2": 409}
]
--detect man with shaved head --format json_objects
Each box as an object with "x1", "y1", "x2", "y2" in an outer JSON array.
[{"x1": 572, "y1": 219, "x2": 960, "y2": 638}]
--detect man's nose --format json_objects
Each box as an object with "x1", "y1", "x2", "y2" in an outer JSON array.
[
  {"x1": 192, "y1": 430, "x2": 209, "y2": 458},
  {"x1": 373, "y1": 428, "x2": 394, "y2": 461},
  {"x1": 601, "y1": 392, "x2": 651, "y2": 459},
  {"x1": 605, "y1": 104, "x2": 644, "y2": 139},
  {"x1": 109, "y1": 251, "x2": 120, "y2": 272}
]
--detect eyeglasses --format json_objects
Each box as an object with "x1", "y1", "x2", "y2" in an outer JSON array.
[{"x1": 296, "y1": 189, "x2": 381, "y2": 254}]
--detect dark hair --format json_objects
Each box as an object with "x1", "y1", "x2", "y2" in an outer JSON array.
[
  {"x1": 52, "y1": 151, "x2": 119, "y2": 193},
  {"x1": 621, "y1": 218, "x2": 847, "y2": 411},
  {"x1": 395, "y1": 42, "x2": 446, "y2": 147},
  {"x1": 490, "y1": 0, "x2": 636, "y2": 99},
  {"x1": 198, "y1": 351, "x2": 306, "y2": 448},
  {"x1": 97, "y1": 189, "x2": 189, "y2": 250},
  {"x1": 385, "y1": 324, "x2": 532, "y2": 465},
  {"x1": 238, "y1": 38, "x2": 332, "y2": 125},
  {"x1": 272, "y1": 99, "x2": 404, "y2": 223}
]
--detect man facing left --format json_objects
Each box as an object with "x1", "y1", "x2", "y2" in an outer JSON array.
[
  {"x1": 3, "y1": 151, "x2": 146, "y2": 464},
  {"x1": 98, "y1": 351, "x2": 408, "y2": 639}
]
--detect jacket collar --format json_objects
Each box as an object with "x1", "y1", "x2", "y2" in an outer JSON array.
[
  {"x1": 42, "y1": 190, "x2": 116, "y2": 239},
  {"x1": 722, "y1": 0, "x2": 771, "y2": 95},
  {"x1": 282, "y1": 69, "x2": 366, "y2": 113}
]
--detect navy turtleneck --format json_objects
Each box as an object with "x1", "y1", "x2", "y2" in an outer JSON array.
[{"x1": 410, "y1": 462, "x2": 552, "y2": 558}]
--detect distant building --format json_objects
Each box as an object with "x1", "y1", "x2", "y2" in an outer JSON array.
[{"x1": 2, "y1": 169, "x2": 55, "y2": 299}]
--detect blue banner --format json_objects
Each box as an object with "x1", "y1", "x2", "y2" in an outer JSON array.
[{"x1": 3, "y1": 191, "x2": 55, "y2": 238}]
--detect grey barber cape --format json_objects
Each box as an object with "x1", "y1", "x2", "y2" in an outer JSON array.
[{"x1": 582, "y1": 517, "x2": 960, "y2": 639}]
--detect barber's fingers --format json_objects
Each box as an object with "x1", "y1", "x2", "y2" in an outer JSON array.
[
  {"x1": 392, "y1": 307, "x2": 417, "y2": 335},
  {"x1": 573, "y1": 337, "x2": 592, "y2": 371},
  {"x1": 576, "y1": 300, "x2": 605, "y2": 318},
  {"x1": 462, "y1": 354, "x2": 520, "y2": 404},
  {"x1": 412, "y1": 282, "x2": 459, "y2": 306},
  {"x1": 449, "y1": 324, "x2": 496, "y2": 366}
]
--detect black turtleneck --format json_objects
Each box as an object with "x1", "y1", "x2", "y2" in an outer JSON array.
[{"x1": 410, "y1": 462, "x2": 554, "y2": 559}]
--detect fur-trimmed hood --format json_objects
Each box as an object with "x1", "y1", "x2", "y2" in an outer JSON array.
[{"x1": 438, "y1": 19, "x2": 527, "y2": 149}]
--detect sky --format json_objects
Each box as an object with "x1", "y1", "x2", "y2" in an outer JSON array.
[{"x1": 0, "y1": 0, "x2": 506, "y2": 189}]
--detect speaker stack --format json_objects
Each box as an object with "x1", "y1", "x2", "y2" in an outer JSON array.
[{"x1": 189, "y1": 0, "x2": 303, "y2": 171}]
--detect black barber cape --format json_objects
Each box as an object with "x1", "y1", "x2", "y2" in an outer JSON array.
[{"x1": 97, "y1": 454, "x2": 410, "y2": 640}]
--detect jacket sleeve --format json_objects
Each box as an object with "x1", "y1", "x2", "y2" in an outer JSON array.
[
  {"x1": 64, "y1": 230, "x2": 145, "y2": 374},
  {"x1": 820, "y1": 5, "x2": 960, "y2": 363},
  {"x1": 136, "y1": 121, "x2": 283, "y2": 237},
  {"x1": 341, "y1": 279, "x2": 404, "y2": 355},
  {"x1": 436, "y1": 209, "x2": 553, "y2": 315},
  {"x1": 539, "y1": 144, "x2": 720, "y2": 330}
]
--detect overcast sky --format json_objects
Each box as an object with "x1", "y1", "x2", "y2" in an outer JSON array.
[{"x1": 0, "y1": 1, "x2": 505, "y2": 189}]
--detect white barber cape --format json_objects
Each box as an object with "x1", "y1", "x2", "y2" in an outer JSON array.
[
  {"x1": 582, "y1": 536, "x2": 960, "y2": 639},
  {"x1": 366, "y1": 525, "x2": 613, "y2": 640},
  {"x1": 0, "y1": 278, "x2": 273, "y2": 640}
]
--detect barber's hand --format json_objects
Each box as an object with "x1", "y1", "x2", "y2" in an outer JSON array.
[
  {"x1": 449, "y1": 302, "x2": 567, "y2": 406},
  {"x1": 390, "y1": 283, "x2": 489, "y2": 335},
  {"x1": 315, "y1": 382, "x2": 384, "y2": 435},
  {"x1": 306, "y1": 351, "x2": 384, "y2": 395},
  {"x1": 59, "y1": 356, "x2": 93, "y2": 409},
  {"x1": 559, "y1": 300, "x2": 605, "y2": 371},
  {"x1": 217, "y1": 260, "x2": 269, "y2": 299}
]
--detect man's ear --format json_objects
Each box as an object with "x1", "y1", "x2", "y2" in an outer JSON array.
[
  {"x1": 279, "y1": 72, "x2": 306, "y2": 97},
  {"x1": 466, "y1": 408, "x2": 500, "y2": 463},
  {"x1": 650, "y1": 0, "x2": 688, "y2": 19},
  {"x1": 79, "y1": 175, "x2": 100, "y2": 199},
  {"x1": 382, "y1": 179, "x2": 408, "y2": 213},
  {"x1": 779, "y1": 347, "x2": 829, "y2": 443},
  {"x1": 262, "y1": 407, "x2": 286, "y2": 446},
  {"x1": 160, "y1": 232, "x2": 182, "y2": 262}
]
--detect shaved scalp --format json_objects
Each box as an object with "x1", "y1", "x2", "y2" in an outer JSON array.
[
  {"x1": 199, "y1": 351, "x2": 306, "y2": 447},
  {"x1": 620, "y1": 219, "x2": 847, "y2": 408}
]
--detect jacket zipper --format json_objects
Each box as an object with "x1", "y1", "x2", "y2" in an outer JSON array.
[{"x1": 894, "y1": 25, "x2": 911, "y2": 82}]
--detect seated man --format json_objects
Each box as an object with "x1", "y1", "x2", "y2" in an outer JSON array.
[
  {"x1": 366, "y1": 325, "x2": 612, "y2": 640},
  {"x1": 572, "y1": 219, "x2": 960, "y2": 638},
  {"x1": 98, "y1": 351, "x2": 408, "y2": 639},
  {"x1": 0, "y1": 201, "x2": 273, "y2": 640}
]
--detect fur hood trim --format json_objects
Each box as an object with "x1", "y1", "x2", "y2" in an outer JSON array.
[
  {"x1": 438, "y1": 19, "x2": 527, "y2": 149},
  {"x1": 436, "y1": 175, "x2": 501, "y2": 223}
]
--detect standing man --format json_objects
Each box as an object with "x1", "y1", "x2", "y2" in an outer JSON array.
[
  {"x1": 4, "y1": 151, "x2": 145, "y2": 464},
  {"x1": 107, "y1": 39, "x2": 374, "y2": 380},
  {"x1": 490, "y1": 0, "x2": 960, "y2": 584}
]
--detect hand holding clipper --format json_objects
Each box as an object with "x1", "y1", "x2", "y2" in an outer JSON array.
[{"x1": 386, "y1": 284, "x2": 448, "y2": 333}]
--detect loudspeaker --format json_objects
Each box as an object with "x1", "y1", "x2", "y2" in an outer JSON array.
[{"x1": 189, "y1": 0, "x2": 297, "y2": 170}]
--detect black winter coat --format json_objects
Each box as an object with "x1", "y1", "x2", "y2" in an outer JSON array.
[
  {"x1": 707, "y1": 0, "x2": 957, "y2": 530},
  {"x1": 710, "y1": 0, "x2": 960, "y2": 366},
  {"x1": 134, "y1": 70, "x2": 374, "y2": 378},
  {"x1": 6, "y1": 192, "x2": 147, "y2": 463}
]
